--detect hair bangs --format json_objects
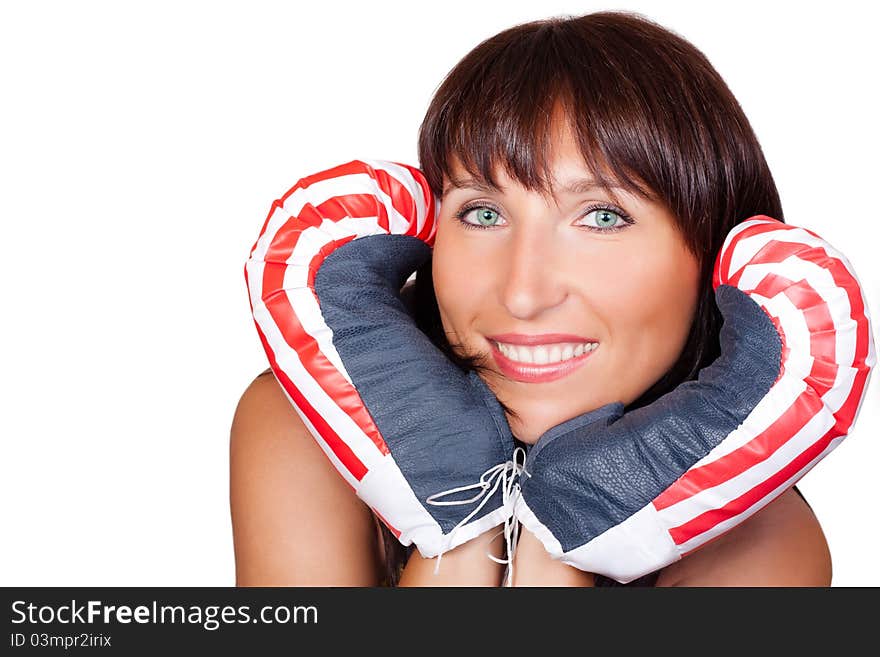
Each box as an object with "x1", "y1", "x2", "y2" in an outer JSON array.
[{"x1": 420, "y1": 21, "x2": 661, "y2": 212}]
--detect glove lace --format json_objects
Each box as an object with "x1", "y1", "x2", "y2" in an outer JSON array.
[{"x1": 425, "y1": 447, "x2": 526, "y2": 586}]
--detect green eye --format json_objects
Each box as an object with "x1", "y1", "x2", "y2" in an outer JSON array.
[
  {"x1": 475, "y1": 208, "x2": 499, "y2": 227},
  {"x1": 580, "y1": 206, "x2": 633, "y2": 234},
  {"x1": 453, "y1": 203, "x2": 634, "y2": 233},
  {"x1": 593, "y1": 209, "x2": 621, "y2": 228},
  {"x1": 454, "y1": 204, "x2": 505, "y2": 230}
]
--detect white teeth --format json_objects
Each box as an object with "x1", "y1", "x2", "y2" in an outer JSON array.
[
  {"x1": 534, "y1": 346, "x2": 550, "y2": 365},
  {"x1": 496, "y1": 341, "x2": 597, "y2": 365},
  {"x1": 516, "y1": 346, "x2": 534, "y2": 364}
]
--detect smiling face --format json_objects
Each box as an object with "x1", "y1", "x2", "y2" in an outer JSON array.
[{"x1": 431, "y1": 116, "x2": 701, "y2": 444}]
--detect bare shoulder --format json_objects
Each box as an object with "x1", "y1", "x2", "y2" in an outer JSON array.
[
  {"x1": 655, "y1": 487, "x2": 832, "y2": 587},
  {"x1": 229, "y1": 369, "x2": 383, "y2": 586},
  {"x1": 231, "y1": 368, "x2": 301, "y2": 445}
]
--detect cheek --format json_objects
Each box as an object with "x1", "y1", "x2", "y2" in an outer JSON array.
[
  {"x1": 431, "y1": 223, "x2": 487, "y2": 338},
  {"x1": 594, "y1": 239, "x2": 700, "y2": 380}
]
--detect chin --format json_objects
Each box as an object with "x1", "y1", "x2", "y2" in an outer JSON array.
[
  {"x1": 510, "y1": 428, "x2": 542, "y2": 446},
  {"x1": 505, "y1": 396, "x2": 628, "y2": 446},
  {"x1": 488, "y1": 374, "x2": 630, "y2": 443},
  {"x1": 506, "y1": 412, "x2": 561, "y2": 446}
]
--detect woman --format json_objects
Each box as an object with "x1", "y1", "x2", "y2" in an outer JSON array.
[{"x1": 230, "y1": 10, "x2": 832, "y2": 586}]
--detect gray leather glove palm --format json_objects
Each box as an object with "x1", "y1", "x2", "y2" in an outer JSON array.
[
  {"x1": 514, "y1": 217, "x2": 875, "y2": 583},
  {"x1": 245, "y1": 159, "x2": 521, "y2": 565}
]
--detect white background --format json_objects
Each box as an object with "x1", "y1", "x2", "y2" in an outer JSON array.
[{"x1": 1, "y1": 0, "x2": 877, "y2": 586}]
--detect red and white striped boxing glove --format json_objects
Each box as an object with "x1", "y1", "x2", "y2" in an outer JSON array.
[
  {"x1": 514, "y1": 216, "x2": 876, "y2": 583},
  {"x1": 244, "y1": 159, "x2": 522, "y2": 567}
]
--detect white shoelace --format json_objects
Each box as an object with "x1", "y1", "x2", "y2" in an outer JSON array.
[{"x1": 425, "y1": 447, "x2": 526, "y2": 586}]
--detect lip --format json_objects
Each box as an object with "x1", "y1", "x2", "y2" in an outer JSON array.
[
  {"x1": 488, "y1": 339, "x2": 598, "y2": 383},
  {"x1": 486, "y1": 333, "x2": 599, "y2": 346}
]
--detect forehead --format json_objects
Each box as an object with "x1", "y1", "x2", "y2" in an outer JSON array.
[
  {"x1": 439, "y1": 104, "x2": 662, "y2": 206},
  {"x1": 442, "y1": 150, "x2": 618, "y2": 198},
  {"x1": 443, "y1": 116, "x2": 612, "y2": 189}
]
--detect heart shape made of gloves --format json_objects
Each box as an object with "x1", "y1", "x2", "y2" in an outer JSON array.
[{"x1": 246, "y1": 160, "x2": 875, "y2": 584}]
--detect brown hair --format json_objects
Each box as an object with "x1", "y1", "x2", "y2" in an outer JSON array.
[{"x1": 384, "y1": 10, "x2": 785, "y2": 586}]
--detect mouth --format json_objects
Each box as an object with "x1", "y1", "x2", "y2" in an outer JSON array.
[{"x1": 488, "y1": 339, "x2": 598, "y2": 383}]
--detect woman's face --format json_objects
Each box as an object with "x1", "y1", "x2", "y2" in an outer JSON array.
[{"x1": 432, "y1": 119, "x2": 701, "y2": 444}]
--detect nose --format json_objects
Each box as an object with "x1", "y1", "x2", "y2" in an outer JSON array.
[{"x1": 500, "y1": 223, "x2": 568, "y2": 320}]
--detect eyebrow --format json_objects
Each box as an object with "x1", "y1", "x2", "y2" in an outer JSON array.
[{"x1": 442, "y1": 175, "x2": 626, "y2": 198}]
